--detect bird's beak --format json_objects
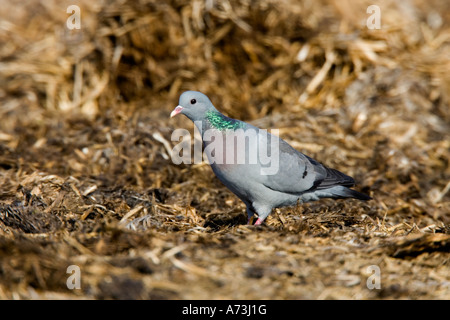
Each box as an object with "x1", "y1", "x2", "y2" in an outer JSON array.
[{"x1": 170, "y1": 105, "x2": 183, "y2": 118}]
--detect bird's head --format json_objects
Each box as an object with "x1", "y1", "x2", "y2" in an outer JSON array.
[{"x1": 170, "y1": 91, "x2": 215, "y2": 121}]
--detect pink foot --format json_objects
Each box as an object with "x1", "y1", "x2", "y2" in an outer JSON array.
[
  {"x1": 254, "y1": 218, "x2": 264, "y2": 225},
  {"x1": 247, "y1": 217, "x2": 264, "y2": 225}
]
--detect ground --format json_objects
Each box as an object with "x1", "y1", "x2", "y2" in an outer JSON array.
[{"x1": 0, "y1": 0, "x2": 449, "y2": 299}]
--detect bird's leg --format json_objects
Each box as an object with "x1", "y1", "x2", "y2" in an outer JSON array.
[
  {"x1": 253, "y1": 217, "x2": 265, "y2": 225},
  {"x1": 249, "y1": 206, "x2": 271, "y2": 225},
  {"x1": 247, "y1": 207, "x2": 256, "y2": 225}
]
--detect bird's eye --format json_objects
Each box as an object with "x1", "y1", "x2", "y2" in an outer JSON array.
[{"x1": 190, "y1": 99, "x2": 197, "y2": 105}]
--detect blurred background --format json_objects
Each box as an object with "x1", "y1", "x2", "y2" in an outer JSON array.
[{"x1": 0, "y1": 0, "x2": 449, "y2": 299}]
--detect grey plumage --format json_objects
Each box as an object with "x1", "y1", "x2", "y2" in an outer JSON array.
[{"x1": 171, "y1": 91, "x2": 371, "y2": 225}]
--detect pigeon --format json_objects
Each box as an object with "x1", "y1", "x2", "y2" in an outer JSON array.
[{"x1": 170, "y1": 91, "x2": 371, "y2": 225}]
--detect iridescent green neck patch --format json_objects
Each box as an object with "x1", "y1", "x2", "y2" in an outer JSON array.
[{"x1": 205, "y1": 110, "x2": 243, "y2": 131}]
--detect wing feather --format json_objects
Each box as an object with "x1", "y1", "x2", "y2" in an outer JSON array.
[{"x1": 259, "y1": 131, "x2": 355, "y2": 194}]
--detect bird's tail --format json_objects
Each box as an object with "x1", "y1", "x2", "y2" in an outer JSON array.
[{"x1": 321, "y1": 185, "x2": 372, "y2": 201}]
